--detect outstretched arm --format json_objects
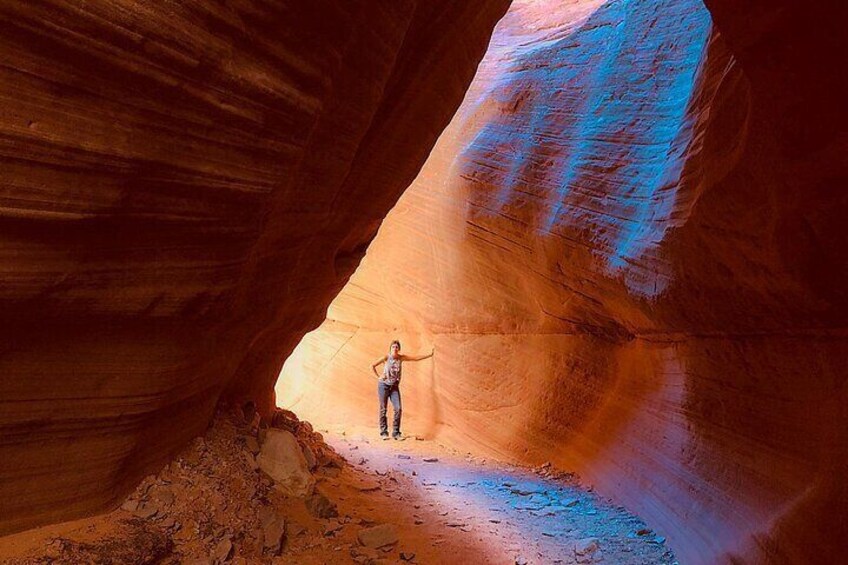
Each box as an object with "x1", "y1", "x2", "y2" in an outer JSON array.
[
  {"x1": 401, "y1": 347, "x2": 435, "y2": 362},
  {"x1": 371, "y1": 356, "x2": 387, "y2": 379}
]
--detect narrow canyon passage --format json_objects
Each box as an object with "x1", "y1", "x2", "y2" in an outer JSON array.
[
  {"x1": 0, "y1": 0, "x2": 846, "y2": 564},
  {"x1": 276, "y1": 0, "x2": 848, "y2": 562}
]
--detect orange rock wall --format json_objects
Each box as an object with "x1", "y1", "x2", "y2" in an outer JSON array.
[
  {"x1": 0, "y1": 0, "x2": 509, "y2": 535},
  {"x1": 277, "y1": 0, "x2": 848, "y2": 562}
]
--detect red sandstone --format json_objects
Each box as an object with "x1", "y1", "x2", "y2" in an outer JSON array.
[
  {"x1": 277, "y1": 1, "x2": 848, "y2": 563},
  {"x1": 1, "y1": 0, "x2": 846, "y2": 563}
]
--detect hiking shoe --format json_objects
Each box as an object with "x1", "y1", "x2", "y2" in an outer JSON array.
[
  {"x1": 380, "y1": 433, "x2": 390, "y2": 441},
  {"x1": 392, "y1": 433, "x2": 405, "y2": 441}
]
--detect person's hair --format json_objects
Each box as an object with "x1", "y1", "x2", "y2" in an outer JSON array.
[{"x1": 389, "y1": 339, "x2": 401, "y2": 352}]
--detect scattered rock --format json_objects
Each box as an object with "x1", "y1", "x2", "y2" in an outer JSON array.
[
  {"x1": 133, "y1": 504, "x2": 158, "y2": 519},
  {"x1": 302, "y1": 444, "x2": 317, "y2": 470},
  {"x1": 121, "y1": 499, "x2": 139, "y2": 512},
  {"x1": 211, "y1": 538, "x2": 232, "y2": 564},
  {"x1": 257, "y1": 429, "x2": 315, "y2": 497},
  {"x1": 575, "y1": 538, "x2": 600, "y2": 556},
  {"x1": 245, "y1": 436, "x2": 260, "y2": 455},
  {"x1": 354, "y1": 479, "x2": 382, "y2": 492},
  {"x1": 287, "y1": 522, "x2": 307, "y2": 538},
  {"x1": 258, "y1": 507, "x2": 287, "y2": 555},
  {"x1": 400, "y1": 551, "x2": 416, "y2": 561},
  {"x1": 271, "y1": 409, "x2": 300, "y2": 433},
  {"x1": 510, "y1": 483, "x2": 545, "y2": 496},
  {"x1": 423, "y1": 457, "x2": 439, "y2": 463},
  {"x1": 306, "y1": 489, "x2": 339, "y2": 519},
  {"x1": 357, "y1": 524, "x2": 399, "y2": 548},
  {"x1": 324, "y1": 521, "x2": 344, "y2": 537},
  {"x1": 242, "y1": 451, "x2": 259, "y2": 471},
  {"x1": 397, "y1": 454, "x2": 411, "y2": 460}
]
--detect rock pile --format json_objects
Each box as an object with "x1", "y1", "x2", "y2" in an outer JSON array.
[{"x1": 8, "y1": 406, "x2": 349, "y2": 564}]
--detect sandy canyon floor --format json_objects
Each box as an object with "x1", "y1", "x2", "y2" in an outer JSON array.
[{"x1": 0, "y1": 410, "x2": 676, "y2": 564}]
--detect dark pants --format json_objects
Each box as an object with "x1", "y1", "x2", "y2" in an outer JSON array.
[{"x1": 378, "y1": 381, "x2": 402, "y2": 436}]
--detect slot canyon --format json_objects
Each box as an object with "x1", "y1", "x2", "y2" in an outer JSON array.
[{"x1": 0, "y1": 0, "x2": 845, "y2": 564}]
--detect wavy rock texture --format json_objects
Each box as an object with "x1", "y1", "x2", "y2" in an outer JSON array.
[
  {"x1": 277, "y1": 0, "x2": 848, "y2": 562},
  {"x1": 0, "y1": 0, "x2": 509, "y2": 535}
]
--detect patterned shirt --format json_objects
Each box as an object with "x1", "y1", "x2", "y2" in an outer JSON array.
[{"x1": 382, "y1": 355, "x2": 402, "y2": 385}]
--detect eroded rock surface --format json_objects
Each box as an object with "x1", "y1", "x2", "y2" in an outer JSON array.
[
  {"x1": 277, "y1": 0, "x2": 848, "y2": 563},
  {"x1": 0, "y1": 0, "x2": 509, "y2": 534}
]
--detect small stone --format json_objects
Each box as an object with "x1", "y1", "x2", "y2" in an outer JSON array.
[
  {"x1": 400, "y1": 551, "x2": 416, "y2": 561},
  {"x1": 259, "y1": 508, "x2": 286, "y2": 555},
  {"x1": 302, "y1": 445, "x2": 317, "y2": 470},
  {"x1": 422, "y1": 457, "x2": 439, "y2": 463},
  {"x1": 575, "y1": 538, "x2": 600, "y2": 556},
  {"x1": 121, "y1": 499, "x2": 139, "y2": 512},
  {"x1": 245, "y1": 436, "x2": 260, "y2": 455},
  {"x1": 397, "y1": 454, "x2": 411, "y2": 460},
  {"x1": 306, "y1": 489, "x2": 339, "y2": 519},
  {"x1": 242, "y1": 451, "x2": 259, "y2": 471},
  {"x1": 354, "y1": 480, "x2": 381, "y2": 492},
  {"x1": 357, "y1": 524, "x2": 399, "y2": 548},
  {"x1": 324, "y1": 521, "x2": 344, "y2": 537},
  {"x1": 133, "y1": 504, "x2": 158, "y2": 519},
  {"x1": 287, "y1": 522, "x2": 306, "y2": 538},
  {"x1": 212, "y1": 538, "x2": 232, "y2": 563}
]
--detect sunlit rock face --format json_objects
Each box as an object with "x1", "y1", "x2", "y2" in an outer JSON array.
[
  {"x1": 0, "y1": 1, "x2": 508, "y2": 534},
  {"x1": 278, "y1": 0, "x2": 848, "y2": 562}
]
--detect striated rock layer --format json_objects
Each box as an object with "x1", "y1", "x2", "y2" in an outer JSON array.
[
  {"x1": 278, "y1": 0, "x2": 848, "y2": 563},
  {"x1": 0, "y1": 0, "x2": 509, "y2": 535}
]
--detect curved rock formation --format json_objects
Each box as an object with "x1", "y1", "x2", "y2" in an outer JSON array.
[
  {"x1": 0, "y1": 0, "x2": 509, "y2": 534},
  {"x1": 278, "y1": 0, "x2": 848, "y2": 562}
]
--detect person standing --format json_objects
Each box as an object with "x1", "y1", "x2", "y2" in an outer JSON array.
[{"x1": 371, "y1": 340, "x2": 434, "y2": 440}]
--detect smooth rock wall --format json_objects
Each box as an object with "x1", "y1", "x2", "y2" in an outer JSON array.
[
  {"x1": 0, "y1": 0, "x2": 508, "y2": 534},
  {"x1": 277, "y1": 0, "x2": 848, "y2": 562}
]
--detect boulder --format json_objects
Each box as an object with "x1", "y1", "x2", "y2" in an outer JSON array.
[{"x1": 256, "y1": 430, "x2": 315, "y2": 497}]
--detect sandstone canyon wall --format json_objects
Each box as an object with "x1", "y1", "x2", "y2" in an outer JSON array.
[
  {"x1": 277, "y1": 0, "x2": 848, "y2": 563},
  {"x1": 0, "y1": 0, "x2": 509, "y2": 535}
]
